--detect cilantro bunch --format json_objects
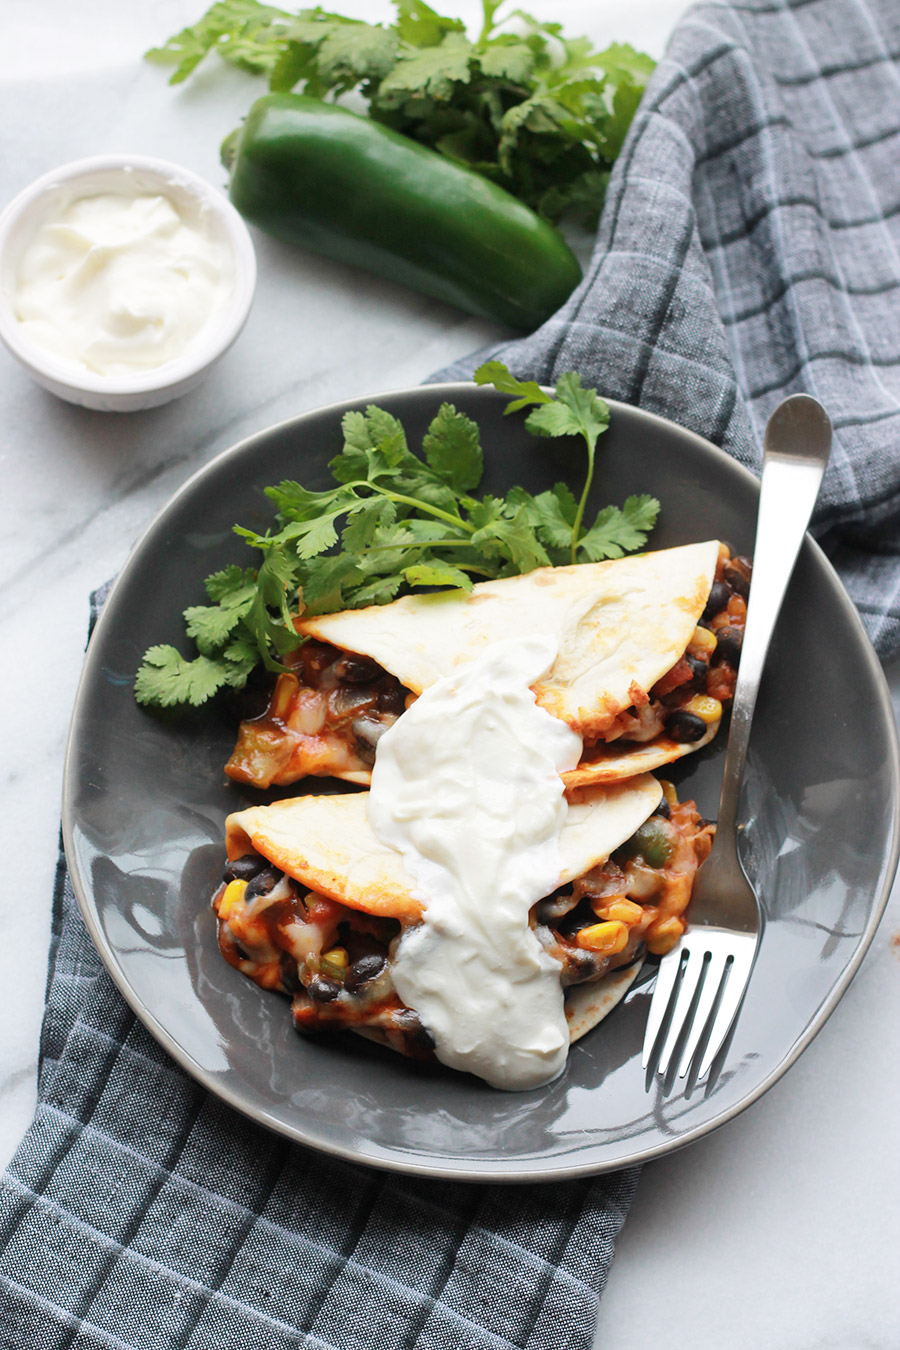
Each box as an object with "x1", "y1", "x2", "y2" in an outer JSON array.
[
  {"x1": 134, "y1": 364, "x2": 658, "y2": 708},
  {"x1": 146, "y1": 0, "x2": 654, "y2": 225}
]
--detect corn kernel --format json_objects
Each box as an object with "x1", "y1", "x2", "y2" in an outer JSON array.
[
  {"x1": 688, "y1": 624, "x2": 718, "y2": 656},
  {"x1": 591, "y1": 896, "x2": 643, "y2": 925},
  {"x1": 682, "y1": 693, "x2": 722, "y2": 725},
  {"x1": 322, "y1": 946, "x2": 348, "y2": 969},
  {"x1": 646, "y1": 916, "x2": 684, "y2": 955},
  {"x1": 218, "y1": 879, "x2": 247, "y2": 922},
  {"x1": 659, "y1": 779, "x2": 678, "y2": 806},
  {"x1": 576, "y1": 920, "x2": 629, "y2": 955}
]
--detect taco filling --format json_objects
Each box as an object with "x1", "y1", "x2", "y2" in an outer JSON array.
[
  {"x1": 213, "y1": 781, "x2": 713, "y2": 1064},
  {"x1": 225, "y1": 542, "x2": 751, "y2": 791}
]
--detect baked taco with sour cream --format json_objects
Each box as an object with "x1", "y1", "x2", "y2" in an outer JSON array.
[
  {"x1": 213, "y1": 775, "x2": 713, "y2": 1081},
  {"x1": 225, "y1": 541, "x2": 750, "y2": 792}
]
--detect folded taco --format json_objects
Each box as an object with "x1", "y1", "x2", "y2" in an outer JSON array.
[
  {"x1": 213, "y1": 777, "x2": 713, "y2": 1074},
  {"x1": 226, "y1": 541, "x2": 749, "y2": 791}
]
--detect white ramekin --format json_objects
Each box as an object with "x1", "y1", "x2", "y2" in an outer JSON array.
[{"x1": 0, "y1": 154, "x2": 257, "y2": 412}]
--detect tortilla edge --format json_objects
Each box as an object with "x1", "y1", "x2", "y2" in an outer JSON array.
[{"x1": 351, "y1": 961, "x2": 643, "y2": 1065}]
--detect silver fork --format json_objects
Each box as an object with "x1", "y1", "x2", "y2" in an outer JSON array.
[{"x1": 642, "y1": 395, "x2": 832, "y2": 1086}]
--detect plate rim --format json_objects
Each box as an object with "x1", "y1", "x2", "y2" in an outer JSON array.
[{"x1": 61, "y1": 382, "x2": 900, "y2": 1183}]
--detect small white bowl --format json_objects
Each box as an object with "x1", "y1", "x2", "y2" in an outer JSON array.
[{"x1": 0, "y1": 154, "x2": 256, "y2": 412}]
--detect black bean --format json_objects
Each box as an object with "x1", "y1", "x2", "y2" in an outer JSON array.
[
  {"x1": 332, "y1": 687, "x2": 376, "y2": 718},
  {"x1": 564, "y1": 947, "x2": 602, "y2": 985},
  {"x1": 715, "y1": 625, "x2": 743, "y2": 665},
  {"x1": 308, "y1": 975, "x2": 342, "y2": 1003},
  {"x1": 352, "y1": 737, "x2": 376, "y2": 768},
  {"x1": 376, "y1": 683, "x2": 407, "y2": 715},
  {"x1": 333, "y1": 653, "x2": 383, "y2": 684},
  {"x1": 223, "y1": 854, "x2": 269, "y2": 884},
  {"x1": 394, "y1": 1007, "x2": 436, "y2": 1051},
  {"x1": 653, "y1": 797, "x2": 671, "y2": 819},
  {"x1": 279, "y1": 953, "x2": 302, "y2": 994},
  {"x1": 666, "y1": 709, "x2": 708, "y2": 743},
  {"x1": 245, "y1": 866, "x2": 283, "y2": 900},
  {"x1": 686, "y1": 653, "x2": 708, "y2": 685},
  {"x1": 703, "y1": 579, "x2": 731, "y2": 619},
  {"x1": 345, "y1": 952, "x2": 386, "y2": 994},
  {"x1": 724, "y1": 556, "x2": 752, "y2": 598},
  {"x1": 352, "y1": 715, "x2": 388, "y2": 752},
  {"x1": 536, "y1": 892, "x2": 579, "y2": 925}
]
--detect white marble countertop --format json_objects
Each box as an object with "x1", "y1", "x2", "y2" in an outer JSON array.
[{"x1": 2, "y1": 3, "x2": 898, "y2": 1347}]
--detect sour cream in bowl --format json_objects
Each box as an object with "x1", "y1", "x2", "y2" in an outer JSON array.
[{"x1": 0, "y1": 155, "x2": 256, "y2": 411}]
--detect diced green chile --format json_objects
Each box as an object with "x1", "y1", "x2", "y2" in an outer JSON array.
[
  {"x1": 621, "y1": 819, "x2": 675, "y2": 868},
  {"x1": 222, "y1": 95, "x2": 582, "y2": 331}
]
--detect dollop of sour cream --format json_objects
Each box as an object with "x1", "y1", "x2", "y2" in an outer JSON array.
[
  {"x1": 368, "y1": 637, "x2": 583, "y2": 1091},
  {"x1": 14, "y1": 190, "x2": 233, "y2": 375}
]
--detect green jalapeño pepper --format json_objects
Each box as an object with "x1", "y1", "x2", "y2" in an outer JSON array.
[{"x1": 222, "y1": 94, "x2": 583, "y2": 331}]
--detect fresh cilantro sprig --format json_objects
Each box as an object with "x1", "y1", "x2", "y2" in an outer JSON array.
[
  {"x1": 473, "y1": 361, "x2": 658, "y2": 565},
  {"x1": 134, "y1": 364, "x2": 658, "y2": 709},
  {"x1": 145, "y1": 1, "x2": 654, "y2": 226}
]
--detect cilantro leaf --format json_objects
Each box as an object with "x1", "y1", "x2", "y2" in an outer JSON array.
[
  {"x1": 403, "y1": 562, "x2": 473, "y2": 590},
  {"x1": 394, "y1": 0, "x2": 465, "y2": 46},
  {"x1": 507, "y1": 486, "x2": 576, "y2": 552},
  {"x1": 422, "y1": 404, "x2": 482, "y2": 492},
  {"x1": 377, "y1": 31, "x2": 472, "y2": 102},
  {"x1": 204, "y1": 563, "x2": 254, "y2": 603},
  {"x1": 300, "y1": 553, "x2": 364, "y2": 614},
  {"x1": 184, "y1": 601, "x2": 251, "y2": 654},
  {"x1": 526, "y1": 372, "x2": 610, "y2": 446},
  {"x1": 473, "y1": 361, "x2": 551, "y2": 413},
  {"x1": 341, "y1": 497, "x2": 396, "y2": 553},
  {"x1": 578, "y1": 495, "x2": 660, "y2": 560},
  {"x1": 146, "y1": 0, "x2": 293, "y2": 84},
  {"x1": 471, "y1": 505, "x2": 549, "y2": 573},
  {"x1": 477, "y1": 38, "x2": 535, "y2": 84},
  {"x1": 480, "y1": 362, "x2": 624, "y2": 564},
  {"x1": 350, "y1": 573, "x2": 405, "y2": 606},
  {"x1": 134, "y1": 646, "x2": 235, "y2": 707}
]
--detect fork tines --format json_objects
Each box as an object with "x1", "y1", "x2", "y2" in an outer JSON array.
[{"x1": 642, "y1": 931, "x2": 758, "y2": 1086}]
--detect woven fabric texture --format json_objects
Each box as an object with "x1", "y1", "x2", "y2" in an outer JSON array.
[{"x1": 436, "y1": 0, "x2": 900, "y2": 658}]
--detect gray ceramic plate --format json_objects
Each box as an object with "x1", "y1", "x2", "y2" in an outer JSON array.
[{"x1": 63, "y1": 385, "x2": 900, "y2": 1182}]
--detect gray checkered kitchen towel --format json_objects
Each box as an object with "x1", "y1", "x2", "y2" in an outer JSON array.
[
  {"x1": 0, "y1": 580, "x2": 636, "y2": 1350},
  {"x1": 3, "y1": 0, "x2": 899, "y2": 1347},
  {"x1": 439, "y1": 0, "x2": 900, "y2": 658}
]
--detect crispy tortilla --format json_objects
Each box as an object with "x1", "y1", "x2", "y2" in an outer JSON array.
[
  {"x1": 226, "y1": 774, "x2": 663, "y2": 926},
  {"x1": 298, "y1": 541, "x2": 719, "y2": 782},
  {"x1": 566, "y1": 962, "x2": 643, "y2": 1043},
  {"x1": 563, "y1": 722, "x2": 719, "y2": 787}
]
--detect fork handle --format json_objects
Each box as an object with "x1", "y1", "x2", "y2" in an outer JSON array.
[{"x1": 715, "y1": 396, "x2": 832, "y2": 844}]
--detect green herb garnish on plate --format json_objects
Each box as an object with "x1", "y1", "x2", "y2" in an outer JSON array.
[{"x1": 134, "y1": 364, "x2": 659, "y2": 709}]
